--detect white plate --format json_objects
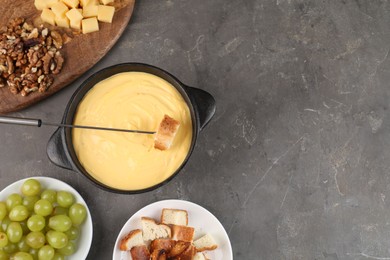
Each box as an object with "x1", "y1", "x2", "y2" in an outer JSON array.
[
  {"x1": 112, "y1": 199, "x2": 233, "y2": 260},
  {"x1": 0, "y1": 177, "x2": 93, "y2": 259}
]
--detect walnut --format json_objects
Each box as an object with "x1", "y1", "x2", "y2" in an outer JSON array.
[{"x1": 50, "y1": 31, "x2": 62, "y2": 49}]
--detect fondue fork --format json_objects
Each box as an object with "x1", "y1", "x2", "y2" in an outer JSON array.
[{"x1": 0, "y1": 116, "x2": 156, "y2": 134}]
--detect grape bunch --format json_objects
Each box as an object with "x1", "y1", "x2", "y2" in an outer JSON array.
[{"x1": 0, "y1": 179, "x2": 88, "y2": 260}]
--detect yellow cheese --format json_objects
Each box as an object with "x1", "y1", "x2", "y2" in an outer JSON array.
[
  {"x1": 100, "y1": 0, "x2": 113, "y2": 5},
  {"x1": 72, "y1": 72, "x2": 193, "y2": 190},
  {"x1": 82, "y1": 5, "x2": 98, "y2": 18},
  {"x1": 77, "y1": 8, "x2": 83, "y2": 14},
  {"x1": 51, "y1": 2, "x2": 69, "y2": 17},
  {"x1": 62, "y1": 0, "x2": 79, "y2": 8},
  {"x1": 34, "y1": 0, "x2": 48, "y2": 10},
  {"x1": 41, "y1": 9, "x2": 56, "y2": 26},
  {"x1": 82, "y1": 17, "x2": 99, "y2": 34},
  {"x1": 70, "y1": 20, "x2": 81, "y2": 30},
  {"x1": 45, "y1": 0, "x2": 59, "y2": 8},
  {"x1": 97, "y1": 5, "x2": 114, "y2": 23},
  {"x1": 66, "y1": 8, "x2": 84, "y2": 22},
  {"x1": 55, "y1": 15, "x2": 70, "y2": 28},
  {"x1": 79, "y1": 0, "x2": 90, "y2": 6}
]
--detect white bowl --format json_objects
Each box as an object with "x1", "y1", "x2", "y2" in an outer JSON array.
[
  {"x1": 0, "y1": 176, "x2": 93, "y2": 259},
  {"x1": 112, "y1": 199, "x2": 233, "y2": 260}
]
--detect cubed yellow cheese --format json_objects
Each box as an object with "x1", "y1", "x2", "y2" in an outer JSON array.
[
  {"x1": 66, "y1": 8, "x2": 84, "y2": 22},
  {"x1": 55, "y1": 15, "x2": 70, "y2": 28},
  {"x1": 62, "y1": 0, "x2": 79, "y2": 8},
  {"x1": 45, "y1": 0, "x2": 59, "y2": 8},
  {"x1": 100, "y1": 0, "x2": 113, "y2": 5},
  {"x1": 82, "y1": 17, "x2": 99, "y2": 34},
  {"x1": 79, "y1": 0, "x2": 90, "y2": 6},
  {"x1": 34, "y1": 0, "x2": 48, "y2": 10},
  {"x1": 41, "y1": 9, "x2": 56, "y2": 26},
  {"x1": 97, "y1": 5, "x2": 114, "y2": 23},
  {"x1": 82, "y1": 5, "x2": 98, "y2": 18},
  {"x1": 51, "y1": 2, "x2": 69, "y2": 17},
  {"x1": 70, "y1": 19, "x2": 81, "y2": 30}
]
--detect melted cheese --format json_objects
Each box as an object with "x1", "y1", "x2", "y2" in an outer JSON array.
[{"x1": 72, "y1": 72, "x2": 192, "y2": 190}]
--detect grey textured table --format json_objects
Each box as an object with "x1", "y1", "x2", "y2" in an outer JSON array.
[{"x1": 2, "y1": 0, "x2": 390, "y2": 259}]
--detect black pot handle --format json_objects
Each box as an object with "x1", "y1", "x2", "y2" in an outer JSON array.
[
  {"x1": 186, "y1": 86, "x2": 216, "y2": 131},
  {"x1": 47, "y1": 128, "x2": 74, "y2": 171}
]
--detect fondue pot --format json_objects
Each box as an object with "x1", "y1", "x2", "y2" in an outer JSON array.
[{"x1": 47, "y1": 63, "x2": 216, "y2": 194}]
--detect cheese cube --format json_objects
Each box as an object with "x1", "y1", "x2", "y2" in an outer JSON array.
[
  {"x1": 62, "y1": 0, "x2": 79, "y2": 8},
  {"x1": 66, "y1": 8, "x2": 84, "y2": 22},
  {"x1": 79, "y1": 0, "x2": 90, "y2": 6},
  {"x1": 82, "y1": 17, "x2": 99, "y2": 34},
  {"x1": 45, "y1": 0, "x2": 59, "y2": 8},
  {"x1": 97, "y1": 5, "x2": 114, "y2": 23},
  {"x1": 51, "y1": 2, "x2": 69, "y2": 17},
  {"x1": 70, "y1": 20, "x2": 81, "y2": 30},
  {"x1": 41, "y1": 9, "x2": 56, "y2": 26},
  {"x1": 100, "y1": 0, "x2": 113, "y2": 5},
  {"x1": 82, "y1": 5, "x2": 98, "y2": 18},
  {"x1": 55, "y1": 15, "x2": 70, "y2": 28},
  {"x1": 34, "y1": 0, "x2": 48, "y2": 10}
]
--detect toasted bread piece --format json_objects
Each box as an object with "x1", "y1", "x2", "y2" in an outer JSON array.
[
  {"x1": 171, "y1": 225, "x2": 195, "y2": 242},
  {"x1": 154, "y1": 114, "x2": 180, "y2": 150},
  {"x1": 150, "y1": 248, "x2": 168, "y2": 260},
  {"x1": 161, "y1": 208, "x2": 188, "y2": 226},
  {"x1": 150, "y1": 238, "x2": 176, "y2": 252},
  {"x1": 194, "y1": 234, "x2": 218, "y2": 252},
  {"x1": 141, "y1": 217, "x2": 172, "y2": 241},
  {"x1": 130, "y1": 245, "x2": 151, "y2": 260},
  {"x1": 167, "y1": 241, "x2": 192, "y2": 258},
  {"x1": 119, "y1": 229, "x2": 144, "y2": 251},
  {"x1": 172, "y1": 244, "x2": 196, "y2": 260},
  {"x1": 193, "y1": 252, "x2": 208, "y2": 260}
]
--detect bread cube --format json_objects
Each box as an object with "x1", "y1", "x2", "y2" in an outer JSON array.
[
  {"x1": 100, "y1": 0, "x2": 114, "y2": 5},
  {"x1": 97, "y1": 5, "x2": 115, "y2": 23},
  {"x1": 62, "y1": 0, "x2": 79, "y2": 8},
  {"x1": 51, "y1": 2, "x2": 69, "y2": 17},
  {"x1": 66, "y1": 8, "x2": 84, "y2": 22},
  {"x1": 41, "y1": 8, "x2": 56, "y2": 26},
  {"x1": 34, "y1": 0, "x2": 48, "y2": 10},
  {"x1": 55, "y1": 15, "x2": 70, "y2": 28},
  {"x1": 82, "y1": 17, "x2": 99, "y2": 34},
  {"x1": 82, "y1": 5, "x2": 98, "y2": 18}
]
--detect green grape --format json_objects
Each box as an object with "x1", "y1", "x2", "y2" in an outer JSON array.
[
  {"x1": 29, "y1": 248, "x2": 38, "y2": 260},
  {"x1": 0, "y1": 202, "x2": 7, "y2": 221},
  {"x1": 25, "y1": 232, "x2": 45, "y2": 249},
  {"x1": 37, "y1": 245, "x2": 54, "y2": 260},
  {"x1": 64, "y1": 226, "x2": 79, "y2": 240},
  {"x1": 51, "y1": 253, "x2": 64, "y2": 260},
  {"x1": 2, "y1": 242, "x2": 17, "y2": 254},
  {"x1": 51, "y1": 207, "x2": 67, "y2": 216},
  {"x1": 6, "y1": 194, "x2": 22, "y2": 210},
  {"x1": 11, "y1": 251, "x2": 33, "y2": 260},
  {"x1": 21, "y1": 179, "x2": 41, "y2": 197},
  {"x1": 22, "y1": 196, "x2": 39, "y2": 212},
  {"x1": 56, "y1": 192, "x2": 74, "y2": 208},
  {"x1": 0, "y1": 232, "x2": 8, "y2": 248},
  {"x1": 68, "y1": 203, "x2": 87, "y2": 226},
  {"x1": 17, "y1": 236, "x2": 31, "y2": 252},
  {"x1": 56, "y1": 240, "x2": 76, "y2": 256},
  {"x1": 9, "y1": 205, "x2": 29, "y2": 222},
  {"x1": 46, "y1": 231, "x2": 68, "y2": 249},
  {"x1": 34, "y1": 200, "x2": 53, "y2": 217},
  {"x1": 7, "y1": 222, "x2": 23, "y2": 243},
  {"x1": 48, "y1": 215, "x2": 71, "y2": 232},
  {"x1": 0, "y1": 250, "x2": 8, "y2": 260},
  {"x1": 1, "y1": 217, "x2": 11, "y2": 232},
  {"x1": 40, "y1": 190, "x2": 56, "y2": 204},
  {"x1": 27, "y1": 215, "x2": 45, "y2": 232}
]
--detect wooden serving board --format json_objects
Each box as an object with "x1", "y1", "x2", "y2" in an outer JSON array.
[{"x1": 0, "y1": 0, "x2": 135, "y2": 114}]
